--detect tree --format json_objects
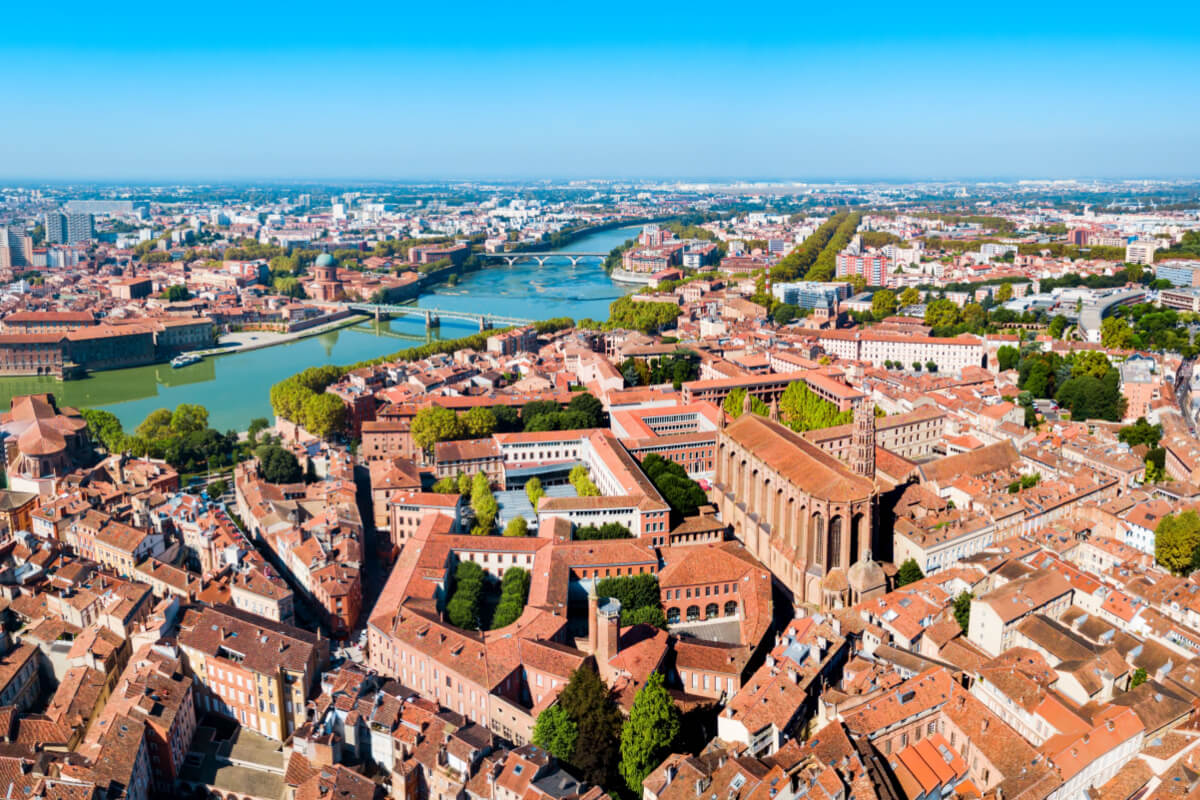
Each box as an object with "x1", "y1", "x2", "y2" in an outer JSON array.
[
  {"x1": 273, "y1": 276, "x2": 307, "y2": 298},
  {"x1": 461, "y1": 406, "x2": 498, "y2": 437},
  {"x1": 557, "y1": 666, "x2": 623, "y2": 786},
  {"x1": 446, "y1": 560, "x2": 484, "y2": 629},
  {"x1": 912, "y1": 361, "x2": 922, "y2": 371},
  {"x1": 995, "y1": 283, "x2": 1013, "y2": 302},
  {"x1": 525, "y1": 477, "x2": 545, "y2": 509},
  {"x1": 170, "y1": 404, "x2": 209, "y2": 436},
  {"x1": 772, "y1": 303, "x2": 797, "y2": 325},
  {"x1": 301, "y1": 393, "x2": 347, "y2": 439},
  {"x1": 566, "y1": 393, "x2": 604, "y2": 428},
  {"x1": 532, "y1": 705, "x2": 578, "y2": 762},
  {"x1": 595, "y1": 573, "x2": 661, "y2": 619},
  {"x1": 1071, "y1": 351, "x2": 1111, "y2": 380},
  {"x1": 620, "y1": 672, "x2": 681, "y2": 794},
  {"x1": 136, "y1": 409, "x2": 174, "y2": 442},
  {"x1": 522, "y1": 400, "x2": 560, "y2": 424},
  {"x1": 622, "y1": 605, "x2": 667, "y2": 628},
  {"x1": 899, "y1": 287, "x2": 920, "y2": 307},
  {"x1": 81, "y1": 408, "x2": 127, "y2": 453},
  {"x1": 1145, "y1": 447, "x2": 1167, "y2": 483},
  {"x1": 641, "y1": 454, "x2": 707, "y2": 519},
  {"x1": 924, "y1": 298, "x2": 960, "y2": 329},
  {"x1": 925, "y1": 361, "x2": 937, "y2": 373},
  {"x1": 457, "y1": 472, "x2": 472, "y2": 495},
  {"x1": 492, "y1": 404, "x2": 521, "y2": 432},
  {"x1": 961, "y1": 302, "x2": 986, "y2": 329},
  {"x1": 1119, "y1": 417, "x2": 1163, "y2": 448},
  {"x1": 1024, "y1": 405, "x2": 1039, "y2": 428},
  {"x1": 871, "y1": 290, "x2": 897, "y2": 318},
  {"x1": 723, "y1": 387, "x2": 768, "y2": 419},
  {"x1": 165, "y1": 284, "x2": 191, "y2": 302},
  {"x1": 1130, "y1": 668, "x2": 1148, "y2": 689},
  {"x1": 1101, "y1": 316, "x2": 1136, "y2": 349},
  {"x1": 604, "y1": 296, "x2": 682, "y2": 334},
  {"x1": 1156, "y1": 511, "x2": 1200, "y2": 574},
  {"x1": 524, "y1": 409, "x2": 591, "y2": 432},
  {"x1": 490, "y1": 567, "x2": 530, "y2": 628},
  {"x1": 1055, "y1": 372, "x2": 1126, "y2": 422},
  {"x1": 470, "y1": 472, "x2": 498, "y2": 534},
  {"x1": 255, "y1": 445, "x2": 302, "y2": 484},
  {"x1": 953, "y1": 591, "x2": 972, "y2": 632},
  {"x1": 247, "y1": 417, "x2": 270, "y2": 446},
  {"x1": 896, "y1": 559, "x2": 924, "y2": 587},
  {"x1": 208, "y1": 478, "x2": 228, "y2": 498},
  {"x1": 431, "y1": 477, "x2": 458, "y2": 493},
  {"x1": 997, "y1": 345, "x2": 1019, "y2": 372},
  {"x1": 569, "y1": 464, "x2": 600, "y2": 496},
  {"x1": 504, "y1": 517, "x2": 529, "y2": 537},
  {"x1": 411, "y1": 406, "x2": 464, "y2": 452},
  {"x1": 1048, "y1": 315, "x2": 1069, "y2": 339}
]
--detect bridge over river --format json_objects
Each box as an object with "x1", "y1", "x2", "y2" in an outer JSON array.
[
  {"x1": 346, "y1": 303, "x2": 533, "y2": 331},
  {"x1": 478, "y1": 251, "x2": 608, "y2": 266}
]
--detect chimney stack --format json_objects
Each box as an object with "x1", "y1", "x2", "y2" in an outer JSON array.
[{"x1": 596, "y1": 597, "x2": 622, "y2": 678}]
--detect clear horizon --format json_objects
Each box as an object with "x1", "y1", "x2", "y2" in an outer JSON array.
[{"x1": 5, "y1": 0, "x2": 1200, "y2": 181}]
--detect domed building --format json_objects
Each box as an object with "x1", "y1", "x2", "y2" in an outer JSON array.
[
  {"x1": 308, "y1": 253, "x2": 345, "y2": 302},
  {"x1": 1, "y1": 394, "x2": 90, "y2": 490}
]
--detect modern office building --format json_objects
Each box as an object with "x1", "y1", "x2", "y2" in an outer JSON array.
[
  {"x1": 0, "y1": 226, "x2": 32, "y2": 269},
  {"x1": 1155, "y1": 260, "x2": 1200, "y2": 288},
  {"x1": 46, "y1": 211, "x2": 95, "y2": 244},
  {"x1": 771, "y1": 281, "x2": 846, "y2": 313}
]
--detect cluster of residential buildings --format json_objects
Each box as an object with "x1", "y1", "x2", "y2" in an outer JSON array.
[{"x1": 4, "y1": 188, "x2": 1200, "y2": 800}]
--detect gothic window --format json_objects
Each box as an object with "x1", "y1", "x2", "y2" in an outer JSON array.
[
  {"x1": 813, "y1": 513, "x2": 825, "y2": 565},
  {"x1": 828, "y1": 516, "x2": 843, "y2": 569}
]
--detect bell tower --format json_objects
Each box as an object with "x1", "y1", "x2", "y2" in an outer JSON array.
[{"x1": 852, "y1": 397, "x2": 875, "y2": 478}]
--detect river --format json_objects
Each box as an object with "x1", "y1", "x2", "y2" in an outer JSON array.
[{"x1": 0, "y1": 224, "x2": 643, "y2": 431}]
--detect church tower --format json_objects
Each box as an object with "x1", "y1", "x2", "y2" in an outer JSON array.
[{"x1": 852, "y1": 397, "x2": 875, "y2": 478}]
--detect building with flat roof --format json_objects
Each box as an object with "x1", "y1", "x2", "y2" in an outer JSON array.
[{"x1": 1155, "y1": 260, "x2": 1200, "y2": 288}]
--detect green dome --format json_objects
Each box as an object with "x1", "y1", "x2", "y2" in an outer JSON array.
[{"x1": 315, "y1": 253, "x2": 335, "y2": 268}]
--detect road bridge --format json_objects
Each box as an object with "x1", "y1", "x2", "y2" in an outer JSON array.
[
  {"x1": 347, "y1": 303, "x2": 533, "y2": 331},
  {"x1": 479, "y1": 251, "x2": 608, "y2": 266}
]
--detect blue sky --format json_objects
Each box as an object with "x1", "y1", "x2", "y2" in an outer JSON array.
[{"x1": 4, "y1": 0, "x2": 1200, "y2": 180}]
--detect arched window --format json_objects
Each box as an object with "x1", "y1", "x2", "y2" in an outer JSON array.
[
  {"x1": 812, "y1": 513, "x2": 825, "y2": 565},
  {"x1": 724, "y1": 601, "x2": 738, "y2": 616},
  {"x1": 851, "y1": 513, "x2": 865, "y2": 565},
  {"x1": 666, "y1": 607, "x2": 680, "y2": 624},
  {"x1": 686, "y1": 605, "x2": 700, "y2": 622},
  {"x1": 828, "y1": 516, "x2": 843, "y2": 569},
  {"x1": 705, "y1": 603, "x2": 719, "y2": 618}
]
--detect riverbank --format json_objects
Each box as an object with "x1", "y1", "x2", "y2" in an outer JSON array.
[
  {"x1": 0, "y1": 225, "x2": 643, "y2": 429},
  {"x1": 503, "y1": 216, "x2": 659, "y2": 255},
  {"x1": 197, "y1": 314, "x2": 372, "y2": 358}
]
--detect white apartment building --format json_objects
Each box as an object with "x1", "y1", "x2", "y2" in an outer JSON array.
[{"x1": 817, "y1": 330, "x2": 984, "y2": 374}]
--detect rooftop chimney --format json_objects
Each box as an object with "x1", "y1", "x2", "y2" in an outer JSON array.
[{"x1": 596, "y1": 596, "x2": 622, "y2": 678}]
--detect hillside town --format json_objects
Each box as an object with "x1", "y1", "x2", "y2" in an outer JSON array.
[{"x1": 3, "y1": 181, "x2": 1200, "y2": 800}]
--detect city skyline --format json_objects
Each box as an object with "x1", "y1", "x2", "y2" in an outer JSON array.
[{"x1": 5, "y1": 0, "x2": 1200, "y2": 180}]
